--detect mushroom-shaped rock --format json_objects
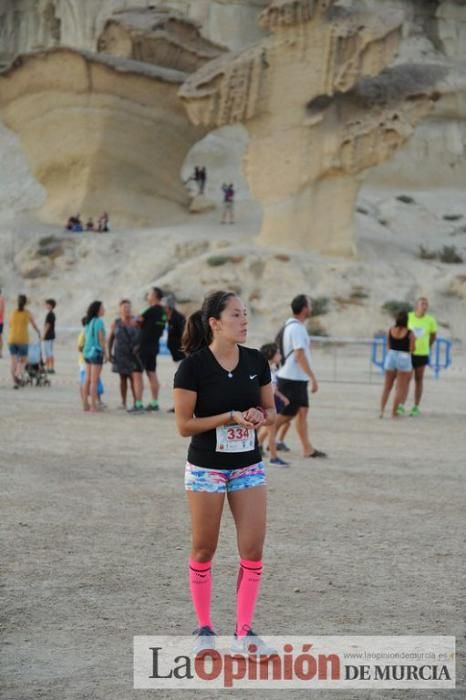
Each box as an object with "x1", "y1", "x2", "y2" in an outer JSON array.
[
  {"x1": 0, "y1": 48, "x2": 208, "y2": 225},
  {"x1": 179, "y1": 0, "x2": 458, "y2": 255}
]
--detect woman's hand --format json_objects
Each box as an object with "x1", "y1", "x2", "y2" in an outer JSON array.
[
  {"x1": 231, "y1": 410, "x2": 256, "y2": 429},
  {"x1": 242, "y1": 407, "x2": 266, "y2": 428}
]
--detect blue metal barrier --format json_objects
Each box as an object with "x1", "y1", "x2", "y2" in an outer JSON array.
[
  {"x1": 371, "y1": 335, "x2": 387, "y2": 374},
  {"x1": 370, "y1": 336, "x2": 452, "y2": 378},
  {"x1": 429, "y1": 338, "x2": 452, "y2": 379}
]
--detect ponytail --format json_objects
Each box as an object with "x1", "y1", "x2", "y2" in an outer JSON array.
[
  {"x1": 182, "y1": 310, "x2": 207, "y2": 355},
  {"x1": 182, "y1": 290, "x2": 237, "y2": 355}
]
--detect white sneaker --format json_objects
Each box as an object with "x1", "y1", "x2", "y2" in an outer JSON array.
[{"x1": 231, "y1": 628, "x2": 277, "y2": 656}]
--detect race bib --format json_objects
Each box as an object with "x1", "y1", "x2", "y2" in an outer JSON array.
[{"x1": 216, "y1": 424, "x2": 255, "y2": 453}]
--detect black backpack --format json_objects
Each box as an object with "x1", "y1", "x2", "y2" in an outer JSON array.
[{"x1": 275, "y1": 319, "x2": 299, "y2": 366}]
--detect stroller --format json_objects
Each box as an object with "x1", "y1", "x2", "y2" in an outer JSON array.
[{"x1": 23, "y1": 342, "x2": 51, "y2": 387}]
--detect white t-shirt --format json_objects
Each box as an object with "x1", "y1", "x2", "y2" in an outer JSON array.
[{"x1": 277, "y1": 318, "x2": 312, "y2": 382}]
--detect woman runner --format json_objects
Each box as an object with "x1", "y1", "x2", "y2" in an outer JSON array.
[{"x1": 173, "y1": 291, "x2": 276, "y2": 653}]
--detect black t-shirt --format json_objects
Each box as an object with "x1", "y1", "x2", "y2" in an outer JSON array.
[
  {"x1": 174, "y1": 345, "x2": 271, "y2": 469},
  {"x1": 139, "y1": 305, "x2": 166, "y2": 353},
  {"x1": 44, "y1": 311, "x2": 56, "y2": 340}
]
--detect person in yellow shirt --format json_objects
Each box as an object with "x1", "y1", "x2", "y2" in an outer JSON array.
[
  {"x1": 8, "y1": 294, "x2": 40, "y2": 388},
  {"x1": 402, "y1": 297, "x2": 437, "y2": 416}
]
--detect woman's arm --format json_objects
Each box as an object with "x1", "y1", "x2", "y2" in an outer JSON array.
[
  {"x1": 29, "y1": 313, "x2": 40, "y2": 336},
  {"x1": 409, "y1": 330, "x2": 415, "y2": 354},
  {"x1": 259, "y1": 382, "x2": 276, "y2": 426},
  {"x1": 174, "y1": 388, "x2": 255, "y2": 437},
  {"x1": 98, "y1": 329, "x2": 108, "y2": 361},
  {"x1": 108, "y1": 322, "x2": 116, "y2": 358},
  {"x1": 244, "y1": 383, "x2": 276, "y2": 427}
]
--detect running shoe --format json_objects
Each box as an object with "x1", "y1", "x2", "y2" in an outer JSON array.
[
  {"x1": 127, "y1": 405, "x2": 145, "y2": 415},
  {"x1": 231, "y1": 628, "x2": 277, "y2": 656},
  {"x1": 145, "y1": 402, "x2": 160, "y2": 412},
  {"x1": 396, "y1": 404, "x2": 406, "y2": 416},
  {"x1": 192, "y1": 626, "x2": 216, "y2": 654},
  {"x1": 410, "y1": 406, "x2": 420, "y2": 417},
  {"x1": 306, "y1": 449, "x2": 327, "y2": 458},
  {"x1": 276, "y1": 441, "x2": 290, "y2": 452},
  {"x1": 269, "y1": 457, "x2": 289, "y2": 467}
]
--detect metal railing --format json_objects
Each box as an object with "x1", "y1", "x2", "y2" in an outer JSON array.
[{"x1": 371, "y1": 336, "x2": 452, "y2": 379}]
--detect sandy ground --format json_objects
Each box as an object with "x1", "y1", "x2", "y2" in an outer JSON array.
[{"x1": 1, "y1": 340, "x2": 464, "y2": 700}]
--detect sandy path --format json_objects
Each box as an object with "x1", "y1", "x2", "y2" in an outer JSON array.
[{"x1": 1, "y1": 340, "x2": 464, "y2": 699}]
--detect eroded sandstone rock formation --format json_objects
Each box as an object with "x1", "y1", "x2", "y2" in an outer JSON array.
[
  {"x1": 0, "y1": 48, "x2": 207, "y2": 224},
  {"x1": 97, "y1": 8, "x2": 226, "y2": 73},
  {"x1": 180, "y1": 0, "x2": 466, "y2": 254}
]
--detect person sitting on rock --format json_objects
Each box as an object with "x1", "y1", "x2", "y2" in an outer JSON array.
[{"x1": 72, "y1": 214, "x2": 83, "y2": 233}]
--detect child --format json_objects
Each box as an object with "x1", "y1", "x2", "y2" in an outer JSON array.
[
  {"x1": 258, "y1": 342, "x2": 291, "y2": 466},
  {"x1": 43, "y1": 298, "x2": 56, "y2": 373},
  {"x1": 78, "y1": 317, "x2": 105, "y2": 408}
]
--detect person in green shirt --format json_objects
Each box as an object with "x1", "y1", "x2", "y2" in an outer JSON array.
[{"x1": 402, "y1": 297, "x2": 437, "y2": 416}]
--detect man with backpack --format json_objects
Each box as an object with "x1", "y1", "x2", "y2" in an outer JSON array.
[{"x1": 275, "y1": 294, "x2": 327, "y2": 458}]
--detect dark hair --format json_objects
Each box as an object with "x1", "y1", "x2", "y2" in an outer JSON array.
[
  {"x1": 395, "y1": 311, "x2": 408, "y2": 328},
  {"x1": 260, "y1": 342, "x2": 279, "y2": 361},
  {"x1": 18, "y1": 294, "x2": 27, "y2": 311},
  {"x1": 46, "y1": 298, "x2": 56, "y2": 308},
  {"x1": 81, "y1": 316, "x2": 87, "y2": 327},
  {"x1": 182, "y1": 290, "x2": 236, "y2": 355},
  {"x1": 119, "y1": 298, "x2": 130, "y2": 306},
  {"x1": 152, "y1": 287, "x2": 163, "y2": 301},
  {"x1": 85, "y1": 300, "x2": 102, "y2": 325},
  {"x1": 291, "y1": 294, "x2": 309, "y2": 315}
]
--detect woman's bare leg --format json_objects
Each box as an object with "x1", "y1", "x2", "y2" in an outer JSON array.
[
  {"x1": 392, "y1": 371, "x2": 412, "y2": 417},
  {"x1": 380, "y1": 370, "x2": 396, "y2": 417}
]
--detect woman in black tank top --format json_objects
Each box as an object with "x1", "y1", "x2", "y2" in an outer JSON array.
[{"x1": 380, "y1": 311, "x2": 415, "y2": 418}]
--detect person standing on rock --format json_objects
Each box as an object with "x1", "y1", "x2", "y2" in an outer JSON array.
[
  {"x1": 8, "y1": 294, "x2": 40, "y2": 388},
  {"x1": 0, "y1": 288, "x2": 5, "y2": 358},
  {"x1": 274, "y1": 294, "x2": 327, "y2": 458},
  {"x1": 173, "y1": 290, "x2": 275, "y2": 654},
  {"x1": 43, "y1": 298, "x2": 56, "y2": 374},
  {"x1": 403, "y1": 297, "x2": 437, "y2": 416},
  {"x1": 221, "y1": 183, "x2": 235, "y2": 224},
  {"x1": 138, "y1": 287, "x2": 167, "y2": 411},
  {"x1": 199, "y1": 166, "x2": 207, "y2": 195}
]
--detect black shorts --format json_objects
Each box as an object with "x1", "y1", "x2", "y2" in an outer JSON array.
[
  {"x1": 277, "y1": 378, "x2": 308, "y2": 417},
  {"x1": 140, "y1": 350, "x2": 157, "y2": 373},
  {"x1": 412, "y1": 355, "x2": 429, "y2": 369}
]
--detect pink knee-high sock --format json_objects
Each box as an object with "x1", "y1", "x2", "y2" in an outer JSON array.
[
  {"x1": 189, "y1": 558, "x2": 212, "y2": 629},
  {"x1": 236, "y1": 559, "x2": 263, "y2": 637}
]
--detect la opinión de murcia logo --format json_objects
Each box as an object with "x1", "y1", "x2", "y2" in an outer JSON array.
[{"x1": 133, "y1": 636, "x2": 455, "y2": 689}]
